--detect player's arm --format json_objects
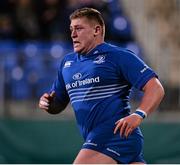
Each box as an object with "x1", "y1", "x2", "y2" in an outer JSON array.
[
  {"x1": 114, "y1": 77, "x2": 165, "y2": 138},
  {"x1": 138, "y1": 77, "x2": 165, "y2": 115},
  {"x1": 39, "y1": 91, "x2": 69, "y2": 114},
  {"x1": 39, "y1": 57, "x2": 70, "y2": 114}
]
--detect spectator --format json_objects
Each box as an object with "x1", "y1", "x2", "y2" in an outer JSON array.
[
  {"x1": 14, "y1": 0, "x2": 40, "y2": 40},
  {"x1": 36, "y1": 0, "x2": 68, "y2": 40}
]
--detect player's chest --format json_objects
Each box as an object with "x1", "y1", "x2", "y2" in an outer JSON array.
[{"x1": 62, "y1": 56, "x2": 118, "y2": 90}]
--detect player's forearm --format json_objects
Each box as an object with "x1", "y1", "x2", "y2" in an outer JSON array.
[
  {"x1": 46, "y1": 97, "x2": 69, "y2": 114},
  {"x1": 138, "y1": 77, "x2": 165, "y2": 116}
]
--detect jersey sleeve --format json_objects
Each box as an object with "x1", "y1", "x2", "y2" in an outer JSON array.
[
  {"x1": 50, "y1": 58, "x2": 70, "y2": 106},
  {"x1": 117, "y1": 50, "x2": 158, "y2": 90}
]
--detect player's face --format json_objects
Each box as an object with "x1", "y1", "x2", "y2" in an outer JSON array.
[{"x1": 70, "y1": 17, "x2": 97, "y2": 54}]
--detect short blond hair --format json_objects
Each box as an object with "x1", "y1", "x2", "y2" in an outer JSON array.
[{"x1": 70, "y1": 7, "x2": 105, "y2": 37}]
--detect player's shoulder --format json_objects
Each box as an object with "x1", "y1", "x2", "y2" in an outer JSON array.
[
  {"x1": 60, "y1": 51, "x2": 76, "y2": 64},
  {"x1": 105, "y1": 43, "x2": 135, "y2": 58},
  {"x1": 58, "y1": 51, "x2": 76, "y2": 69},
  {"x1": 63, "y1": 51, "x2": 77, "y2": 60}
]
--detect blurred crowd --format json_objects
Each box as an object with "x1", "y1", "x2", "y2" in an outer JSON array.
[
  {"x1": 0, "y1": 0, "x2": 134, "y2": 43},
  {"x1": 146, "y1": 0, "x2": 180, "y2": 88},
  {"x1": 147, "y1": 0, "x2": 179, "y2": 51},
  {"x1": 0, "y1": 0, "x2": 140, "y2": 102},
  {"x1": 0, "y1": 0, "x2": 179, "y2": 106}
]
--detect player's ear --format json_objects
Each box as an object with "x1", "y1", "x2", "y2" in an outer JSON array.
[{"x1": 94, "y1": 25, "x2": 101, "y2": 36}]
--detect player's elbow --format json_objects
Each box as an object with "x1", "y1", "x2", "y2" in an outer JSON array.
[
  {"x1": 152, "y1": 79, "x2": 165, "y2": 104},
  {"x1": 143, "y1": 77, "x2": 165, "y2": 102},
  {"x1": 47, "y1": 99, "x2": 69, "y2": 114},
  {"x1": 46, "y1": 104, "x2": 66, "y2": 114},
  {"x1": 157, "y1": 83, "x2": 165, "y2": 102}
]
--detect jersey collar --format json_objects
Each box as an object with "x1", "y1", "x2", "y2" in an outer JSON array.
[{"x1": 77, "y1": 42, "x2": 109, "y2": 60}]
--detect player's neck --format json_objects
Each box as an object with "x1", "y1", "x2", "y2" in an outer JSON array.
[{"x1": 86, "y1": 38, "x2": 104, "y2": 55}]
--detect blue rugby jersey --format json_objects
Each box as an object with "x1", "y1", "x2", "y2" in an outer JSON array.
[{"x1": 51, "y1": 42, "x2": 157, "y2": 139}]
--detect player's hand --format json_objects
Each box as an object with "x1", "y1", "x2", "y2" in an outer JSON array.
[
  {"x1": 39, "y1": 91, "x2": 56, "y2": 111},
  {"x1": 114, "y1": 114, "x2": 143, "y2": 138}
]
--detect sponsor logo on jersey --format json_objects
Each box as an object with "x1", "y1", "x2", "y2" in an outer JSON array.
[
  {"x1": 140, "y1": 65, "x2": 148, "y2": 73},
  {"x1": 73, "y1": 73, "x2": 82, "y2": 80},
  {"x1": 64, "y1": 61, "x2": 73, "y2": 68},
  {"x1": 66, "y1": 76, "x2": 100, "y2": 90},
  {"x1": 93, "y1": 55, "x2": 105, "y2": 64}
]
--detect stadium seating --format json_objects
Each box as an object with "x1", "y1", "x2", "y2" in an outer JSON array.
[
  {"x1": 0, "y1": 1, "x2": 143, "y2": 100},
  {"x1": 0, "y1": 40, "x2": 144, "y2": 100},
  {"x1": 0, "y1": 41, "x2": 18, "y2": 70}
]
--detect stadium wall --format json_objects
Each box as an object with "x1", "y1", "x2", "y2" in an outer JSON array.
[{"x1": 0, "y1": 119, "x2": 180, "y2": 164}]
